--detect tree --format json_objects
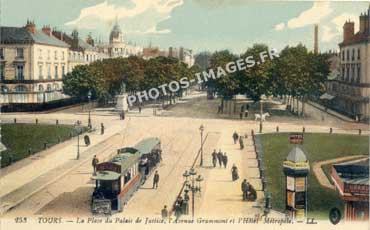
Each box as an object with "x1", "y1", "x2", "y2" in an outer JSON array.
[{"x1": 62, "y1": 65, "x2": 106, "y2": 100}]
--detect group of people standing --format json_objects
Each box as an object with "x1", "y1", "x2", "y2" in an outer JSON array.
[
  {"x1": 211, "y1": 149, "x2": 228, "y2": 168},
  {"x1": 233, "y1": 131, "x2": 247, "y2": 149}
]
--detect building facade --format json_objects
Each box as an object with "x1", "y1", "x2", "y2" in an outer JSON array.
[
  {"x1": 327, "y1": 6, "x2": 370, "y2": 121},
  {"x1": 0, "y1": 21, "x2": 70, "y2": 104},
  {"x1": 96, "y1": 22, "x2": 142, "y2": 58},
  {"x1": 168, "y1": 46, "x2": 194, "y2": 67}
]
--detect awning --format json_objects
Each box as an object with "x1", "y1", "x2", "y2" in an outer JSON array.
[
  {"x1": 92, "y1": 171, "x2": 120, "y2": 181},
  {"x1": 320, "y1": 93, "x2": 335, "y2": 100}
]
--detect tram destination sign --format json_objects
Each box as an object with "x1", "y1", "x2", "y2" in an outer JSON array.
[{"x1": 289, "y1": 133, "x2": 304, "y2": 145}]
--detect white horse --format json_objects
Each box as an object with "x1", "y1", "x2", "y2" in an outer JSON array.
[{"x1": 255, "y1": 112, "x2": 270, "y2": 121}]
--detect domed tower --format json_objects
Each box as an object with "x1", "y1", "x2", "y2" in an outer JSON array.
[
  {"x1": 109, "y1": 21, "x2": 124, "y2": 44},
  {"x1": 283, "y1": 146, "x2": 310, "y2": 220}
]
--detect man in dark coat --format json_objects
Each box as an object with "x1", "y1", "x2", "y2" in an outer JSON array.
[
  {"x1": 222, "y1": 153, "x2": 228, "y2": 168},
  {"x1": 212, "y1": 150, "x2": 217, "y2": 167},
  {"x1": 153, "y1": 171, "x2": 160, "y2": 189},
  {"x1": 161, "y1": 205, "x2": 168, "y2": 219},
  {"x1": 241, "y1": 179, "x2": 249, "y2": 200},
  {"x1": 239, "y1": 136, "x2": 244, "y2": 149},
  {"x1": 92, "y1": 155, "x2": 99, "y2": 175},
  {"x1": 232, "y1": 131, "x2": 239, "y2": 144},
  {"x1": 217, "y1": 149, "x2": 223, "y2": 167}
]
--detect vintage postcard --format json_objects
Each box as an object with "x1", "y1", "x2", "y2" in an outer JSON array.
[{"x1": 0, "y1": 0, "x2": 369, "y2": 229}]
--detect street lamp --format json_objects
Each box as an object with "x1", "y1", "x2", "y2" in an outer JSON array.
[
  {"x1": 199, "y1": 124, "x2": 205, "y2": 167},
  {"x1": 75, "y1": 125, "x2": 82, "y2": 160},
  {"x1": 259, "y1": 95, "x2": 266, "y2": 133},
  {"x1": 87, "y1": 90, "x2": 92, "y2": 129}
]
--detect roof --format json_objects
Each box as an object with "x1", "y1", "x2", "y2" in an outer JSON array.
[
  {"x1": 78, "y1": 38, "x2": 95, "y2": 51},
  {"x1": 333, "y1": 158, "x2": 369, "y2": 185},
  {"x1": 93, "y1": 171, "x2": 121, "y2": 181},
  {"x1": 111, "y1": 149, "x2": 140, "y2": 173},
  {"x1": 0, "y1": 26, "x2": 69, "y2": 48},
  {"x1": 320, "y1": 93, "x2": 335, "y2": 100},
  {"x1": 134, "y1": 137, "x2": 160, "y2": 155},
  {"x1": 286, "y1": 146, "x2": 307, "y2": 163}
]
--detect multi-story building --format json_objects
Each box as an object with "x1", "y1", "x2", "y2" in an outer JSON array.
[
  {"x1": 142, "y1": 46, "x2": 167, "y2": 60},
  {"x1": 52, "y1": 29, "x2": 108, "y2": 72},
  {"x1": 96, "y1": 22, "x2": 142, "y2": 58},
  {"x1": 168, "y1": 46, "x2": 194, "y2": 67},
  {"x1": 0, "y1": 21, "x2": 70, "y2": 104},
  {"x1": 327, "y1": 6, "x2": 370, "y2": 121}
]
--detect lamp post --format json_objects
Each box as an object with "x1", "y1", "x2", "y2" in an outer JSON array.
[
  {"x1": 199, "y1": 124, "x2": 205, "y2": 167},
  {"x1": 259, "y1": 95, "x2": 266, "y2": 133},
  {"x1": 75, "y1": 125, "x2": 82, "y2": 160},
  {"x1": 189, "y1": 168, "x2": 197, "y2": 219},
  {"x1": 87, "y1": 90, "x2": 92, "y2": 129}
]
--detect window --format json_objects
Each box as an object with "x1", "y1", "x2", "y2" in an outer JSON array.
[
  {"x1": 47, "y1": 84, "x2": 52, "y2": 91},
  {"x1": 38, "y1": 85, "x2": 44, "y2": 92},
  {"x1": 62, "y1": 65, "x2": 65, "y2": 77},
  {"x1": 346, "y1": 50, "x2": 349, "y2": 61},
  {"x1": 54, "y1": 51, "x2": 58, "y2": 60},
  {"x1": 0, "y1": 64, "x2": 4, "y2": 80},
  {"x1": 16, "y1": 48, "x2": 24, "y2": 58},
  {"x1": 38, "y1": 64, "x2": 43, "y2": 79},
  {"x1": 357, "y1": 64, "x2": 361, "y2": 83},
  {"x1": 341, "y1": 50, "x2": 345, "y2": 61},
  {"x1": 16, "y1": 65, "x2": 24, "y2": 80},
  {"x1": 346, "y1": 67, "x2": 350, "y2": 81},
  {"x1": 342, "y1": 66, "x2": 345, "y2": 81},
  {"x1": 0, "y1": 48, "x2": 4, "y2": 59},
  {"x1": 47, "y1": 64, "x2": 51, "y2": 79},
  {"x1": 15, "y1": 85, "x2": 27, "y2": 92},
  {"x1": 55, "y1": 65, "x2": 58, "y2": 79},
  {"x1": 62, "y1": 51, "x2": 65, "y2": 60},
  {"x1": 351, "y1": 66, "x2": 355, "y2": 82},
  {"x1": 352, "y1": 49, "x2": 355, "y2": 61},
  {"x1": 47, "y1": 50, "x2": 50, "y2": 60},
  {"x1": 38, "y1": 49, "x2": 42, "y2": 59},
  {"x1": 358, "y1": 49, "x2": 361, "y2": 60}
]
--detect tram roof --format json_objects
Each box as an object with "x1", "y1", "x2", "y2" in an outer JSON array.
[
  {"x1": 134, "y1": 137, "x2": 160, "y2": 155},
  {"x1": 111, "y1": 150, "x2": 141, "y2": 172},
  {"x1": 93, "y1": 171, "x2": 121, "y2": 181}
]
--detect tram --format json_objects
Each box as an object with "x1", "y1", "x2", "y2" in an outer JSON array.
[{"x1": 91, "y1": 137, "x2": 161, "y2": 215}]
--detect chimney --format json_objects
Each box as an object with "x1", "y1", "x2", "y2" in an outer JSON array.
[
  {"x1": 343, "y1": 20, "x2": 354, "y2": 43},
  {"x1": 52, "y1": 30, "x2": 64, "y2": 41},
  {"x1": 314, "y1": 24, "x2": 319, "y2": 54},
  {"x1": 42, "y1": 26, "x2": 52, "y2": 36},
  {"x1": 25, "y1": 20, "x2": 36, "y2": 34}
]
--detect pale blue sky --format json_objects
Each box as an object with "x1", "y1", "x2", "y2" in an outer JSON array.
[{"x1": 1, "y1": 0, "x2": 369, "y2": 53}]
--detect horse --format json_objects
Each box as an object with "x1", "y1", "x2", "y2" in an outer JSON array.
[{"x1": 254, "y1": 112, "x2": 270, "y2": 121}]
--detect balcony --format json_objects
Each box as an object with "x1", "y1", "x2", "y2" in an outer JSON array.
[{"x1": 14, "y1": 56, "x2": 25, "y2": 63}]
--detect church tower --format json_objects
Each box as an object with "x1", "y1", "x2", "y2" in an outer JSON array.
[{"x1": 109, "y1": 19, "x2": 124, "y2": 44}]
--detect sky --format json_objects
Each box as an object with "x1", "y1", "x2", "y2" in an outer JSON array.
[{"x1": 1, "y1": 0, "x2": 369, "y2": 54}]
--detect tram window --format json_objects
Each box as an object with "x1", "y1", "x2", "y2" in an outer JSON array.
[{"x1": 112, "y1": 181, "x2": 119, "y2": 193}]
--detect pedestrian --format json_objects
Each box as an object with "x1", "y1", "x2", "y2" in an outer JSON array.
[
  {"x1": 100, "y1": 123, "x2": 104, "y2": 135},
  {"x1": 122, "y1": 111, "x2": 125, "y2": 120},
  {"x1": 212, "y1": 149, "x2": 217, "y2": 167},
  {"x1": 217, "y1": 105, "x2": 221, "y2": 114},
  {"x1": 239, "y1": 136, "x2": 244, "y2": 149},
  {"x1": 241, "y1": 179, "x2": 249, "y2": 201},
  {"x1": 232, "y1": 131, "x2": 239, "y2": 144},
  {"x1": 139, "y1": 106, "x2": 142, "y2": 113},
  {"x1": 92, "y1": 155, "x2": 99, "y2": 175},
  {"x1": 217, "y1": 149, "x2": 223, "y2": 167},
  {"x1": 222, "y1": 153, "x2": 228, "y2": 168},
  {"x1": 231, "y1": 164, "x2": 239, "y2": 181},
  {"x1": 161, "y1": 205, "x2": 168, "y2": 219},
  {"x1": 153, "y1": 171, "x2": 160, "y2": 189},
  {"x1": 239, "y1": 112, "x2": 243, "y2": 119}
]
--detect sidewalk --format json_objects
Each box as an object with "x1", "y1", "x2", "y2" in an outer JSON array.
[
  {"x1": 0, "y1": 116, "x2": 128, "y2": 214},
  {"x1": 197, "y1": 128, "x2": 263, "y2": 217}
]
